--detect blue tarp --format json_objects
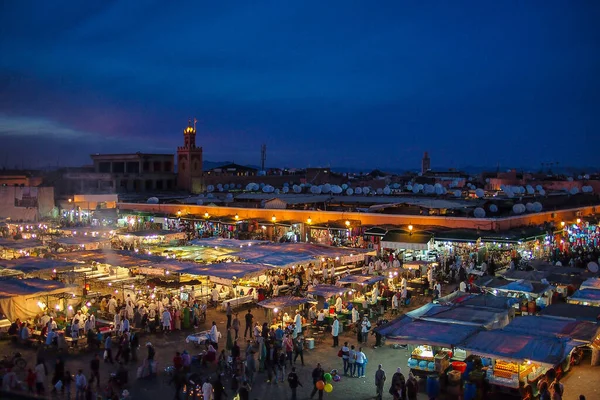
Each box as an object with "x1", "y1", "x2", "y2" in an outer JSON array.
[
  {"x1": 0, "y1": 258, "x2": 81, "y2": 273},
  {"x1": 462, "y1": 330, "x2": 573, "y2": 365},
  {"x1": 190, "y1": 238, "x2": 269, "y2": 248},
  {"x1": 337, "y1": 275, "x2": 385, "y2": 285},
  {"x1": 404, "y1": 302, "x2": 510, "y2": 329},
  {"x1": 308, "y1": 284, "x2": 348, "y2": 299},
  {"x1": 569, "y1": 289, "x2": 600, "y2": 304},
  {"x1": 0, "y1": 278, "x2": 73, "y2": 298},
  {"x1": 449, "y1": 293, "x2": 519, "y2": 309},
  {"x1": 180, "y1": 262, "x2": 268, "y2": 280},
  {"x1": 375, "y1": 316, "x2": 481, "y2": 347},
  {"x1": 257, "y1": 296, "x2": 312, "y2": 309},
  {"x1": 505, "y1": 315, "x2": 600, "y2": 344},
  {"x1": 580, "y1": 278, "x2": 600, "y2": 291}
]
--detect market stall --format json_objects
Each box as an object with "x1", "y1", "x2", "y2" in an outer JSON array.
[
  {"x1": 461, "y1": 330, "x2": 573, "y2": 392},
  {"x1": 0, "y1": 258, "x2": 81, "y2": 278},
  {"x1": 0, "y1": 278, "x2": 77, "y2": 322},
  {"x1": 475, "y1": 276, "x2": 555, "y2": 315},
  {"x1": 567, "y1": 288, "x2": 600, "y2": 307},
  {"x1": 376, "y1": 316, "x2": 480, "y2": 377},
  {"x1": 53, "y1": 236, "x2": 111, "y2": 251},
  {"x1": 0, "y1": 238, "x2": 46, "y2": 259}
]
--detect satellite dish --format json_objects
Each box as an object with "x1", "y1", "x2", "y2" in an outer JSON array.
[{"x1": 588, "y1": 262, "x2": 599, "y2": 273}]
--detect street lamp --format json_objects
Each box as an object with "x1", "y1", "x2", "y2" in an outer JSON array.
[
  {"x1": 345, "y1": 220, "x2": 350, "y2": 227},
  {"x1": 68, "y1": 199, "x2": 72, "y2": 203},
  {"x1": 235, "y1": 214, "x2": 239, "y2": 221},
  {"x1": 204, "y1": 212, "x2": 209, "y2": 219},
  {"x1": 560, "y1": 221, "x2": 565, "y2": 227},
  {"x1": 408, "y1": 224, "x2": 413, "y2": 235},
  {"x1": 576, "y1": 218, "x2": 581, "y2": 224},
  {"x1": 272, "y1": 215, "x2": 276, "y2": 222},
  {"x1": 307, "y1": 217, "x2": 312, "y2": 224}
]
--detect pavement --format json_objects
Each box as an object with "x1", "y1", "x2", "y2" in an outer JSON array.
[{"x1": 1, "y1": 302, "x2": 599, "y2": 400}]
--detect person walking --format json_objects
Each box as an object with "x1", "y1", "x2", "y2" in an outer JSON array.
[
  {"x1": 284, "y1": 334, "x2": 294, "y2": 367},
  {"x1": 310, "y1": 363, "x2": 325, "y2": 400},
  {"x1": 361, "y1": 317, "x2": 371, "y2": 344},
  {"x1": 341, "y1": 342, "x2": 350, "y2": 376},
  {"x1": 232, "y1": 313, "x2": 240, "y2": 340},
  {"x1": 331, "y1": 316, "x2": 340, "y2": 347},
  {"x1": 244, "y1": 309, "x2": 253, "y2": 338},
  {"x1": 287, "y1": 367, "x2": 302, "y2": 400},
  {"x1": 293, "y1": 335, "x2": 305, "y2": 366},
  {"x1": 209, "y1": 321, "x2": 220, "y2": 350},
  {"x1": 356, "y1": 347, "x2": 367, "y2": 378},
  {"x1": 375, "y1": 364, "x2": 387, "y2": 400},
  {"x1": 90, "y1": 354, "x2": 100, "y2": 388},
  {"x1": 34, "y1": 359, "x2": 46, "y2": 396},
  {"x1": 104, "y1": 334, "x2": 114, "y2": 363},
  {"x1": 390, "y1": 367, "x2": 406, "y2": 400},
  {"x1": 226, "y1": 303, "x2": 232, "y2": 330},
  {"x1": 348, "y1": 345, "x2": 357, "y2": 377},
  {"x1": 74, "y1": 369, "x2": 87, "y2": 400},
  {"x1": 406, "y1": 372, "x2": 418, "y2": 400}
]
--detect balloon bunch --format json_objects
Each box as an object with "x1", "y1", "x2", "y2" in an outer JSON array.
[{"x1": 315, "y1": 371, "x2": 337, "y2": 393}]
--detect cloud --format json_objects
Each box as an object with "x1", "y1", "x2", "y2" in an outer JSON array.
[{"x1": 0, "y1": 115, "x2": 90, "y2": 139}]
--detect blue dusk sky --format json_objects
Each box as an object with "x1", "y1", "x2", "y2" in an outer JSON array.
[{"x1": 1, "y1": 1, "x2": 599, "y2": 171}]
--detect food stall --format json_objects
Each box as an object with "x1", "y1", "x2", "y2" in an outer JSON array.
[
  {"x1": 461, "y1": 330, "x2": 572, "y2": 394},
  {"x1": 336, "y1": 274, "x2": 385, "y2": 312},
  {"x1": 567, "y1": 288, "x2": 600, "y2": 307},
  {"x1": 0, "y1": 258, "x2": 81, "y2": 279},
  {"x1": 475, "y1": 276, "x2": 555, "y2": 315},
  {"x1": 180, "y1": 262, "x2": 269, "y2": 310},
  {"x1": 376, "y1": 315, "x2": 481, "y2": 378}
]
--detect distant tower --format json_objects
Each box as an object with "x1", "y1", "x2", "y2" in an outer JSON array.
[
  {"x1": 260, "y1": 144, "x2": 266, "y2": 171},
  {"x1": 177, "y1": 118, "x2": 203, "y2": 192},
  {"x1": 421, "y1": 151, "x2": 431, "y2": 174}
]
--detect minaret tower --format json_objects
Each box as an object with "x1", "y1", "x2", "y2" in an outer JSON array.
[{"x1": 177, "y1": 118, "x2": 203, "y2": 192}]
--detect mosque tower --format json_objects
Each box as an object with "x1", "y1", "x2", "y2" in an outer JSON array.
[{"x1": 177, "y1": 118, "x2": 203, "y2": 192}]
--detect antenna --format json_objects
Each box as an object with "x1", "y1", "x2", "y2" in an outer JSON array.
[{"x1": 261, "y1": 144, "x2": 266, "y2": 171}]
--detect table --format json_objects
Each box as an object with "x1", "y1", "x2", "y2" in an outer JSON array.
[
  {"x1": 220, "y1": 295, "x2": 254, "y2": 311},
  {"x1": 186, "y1": 331, "x2": 210, "y2": 346}
]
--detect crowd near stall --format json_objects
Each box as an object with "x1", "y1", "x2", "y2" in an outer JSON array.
[{"x1": 0, "y1": 212, "x2": 598, "y2": 400}]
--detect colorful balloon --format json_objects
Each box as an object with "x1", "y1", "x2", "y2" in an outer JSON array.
[
  {"x1": 324, "y1": 383, "x2": 333, "y2": 393},
  {"x1": 316, "y1": 380, "x2": 325, "y2": 390},
  {"x1": 323, "y1": 373, "x2": 332, "y2": 382}
]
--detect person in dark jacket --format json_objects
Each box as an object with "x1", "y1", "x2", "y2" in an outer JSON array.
[
  {"x1": 287, "y1": 367, "x2": 302, "y2": 400},
  {"x1": 310, "y1": 363, "x2": 325, "y2": 400}
]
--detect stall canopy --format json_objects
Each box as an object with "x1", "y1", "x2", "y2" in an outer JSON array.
[
  {"x1": 54, "y1": 236, "x2": 110, "y2": 247},
  {"x1": 504, "y1": 315, "x2": 600, "y2": 345},
  {"x1": 380, "y1": 231, "x2": 431, "y2": 251},
  {"x1": 257, "y1": 296, "x2": 312, "y2": 309},
  {"x1": 181, "y1": 262, "x2": 268, "y2": 280},
  {"x1": 337, "y1": 275, "x2": 385, "y2": 285},
  {"x1": 308, "y1": 284, "x2": 348, "y2": 299},
  {"x1": 538, "y1": 303, "x2": 600, "y2": 322},
  {"x1": 376, "y1": 316, "x2": 481, "y2": 347},
  {"x1": 476, "y1": 277, "x2": 553, "y2": 295},
  {"x1": 189, "y1": 238, "x2": 269, "y2": 248},
  {"x1": 438, "y1": 292, "x2": 519, "y2": 310},
  {"x1": 0, "y1": 239, "x2": 45, "y2": 250},
  {"x1": 57, "y1": 250, "x2": 155, "y2": 268},
  {"x1": 0, "y1": 258, "x2": 81, "y2": 274},
  {"x1": 419, "y1": 305, "x2": 511, "y2": 330},
  {"x1": 568, "y1": 289, "x2": 600, "y2": 304},
  {"x1": 462, "y1": 330, "x2": 573, "y2": 366},
  {"x1": 580, "y1": 277, "x2": 600, "y2": 291},
  {"x1": 0, "y1": 278, "x2": 76, "y2": 321}
]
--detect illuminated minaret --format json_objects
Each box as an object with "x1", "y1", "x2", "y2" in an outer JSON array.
[{"x1": 177, "y1": 119, "x2": 203, "y2": 191}]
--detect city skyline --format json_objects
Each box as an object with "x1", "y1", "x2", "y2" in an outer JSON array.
[{"x1": 1, "y1": 1, "x2": 599, "y2": 170}]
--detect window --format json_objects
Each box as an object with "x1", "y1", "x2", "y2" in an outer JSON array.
[
  {"x1": 112, "y1": 162, "x2": 125, "y2": 173},
  {"x1": 166, "y1": 180, "x2": 173, "y2": 189},
  {"x1": 164, "y1": 161, "x2": 172, "y2": 172},
  {"x1": 126, "y1": 162, "x2": 139, "y2": 173},
  {"x1": 145, "y1": 180, "x2": 153, "y2": 190},
  {"x1": 153, "y1": 161, "x2": 161, "y2": 172},
  {"x1": 156, "y1": 180, "x2": 164, "y2": 190},
  {"x1": 98, "y1": 162, "x2": 111, "y2": 173},
  {"x1": 143, "y1": 162, "x2": 150, "y2": 172}
]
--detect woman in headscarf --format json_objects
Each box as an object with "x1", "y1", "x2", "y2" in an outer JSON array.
[
  {"x1": 406, "y1": 372, "x2": 418, "y2": 400},
  {"x1": 182, "y1": 305, "x2": 190, "y2": 330}
]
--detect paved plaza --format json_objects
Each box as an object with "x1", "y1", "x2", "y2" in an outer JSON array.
[{"x1": 1, "y1": 304, "x2": 598, "y2": 400}]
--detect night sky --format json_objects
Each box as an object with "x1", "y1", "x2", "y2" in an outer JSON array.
[{"x1": 1, "y1": 1, "x2": 599, "y2": 171}]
